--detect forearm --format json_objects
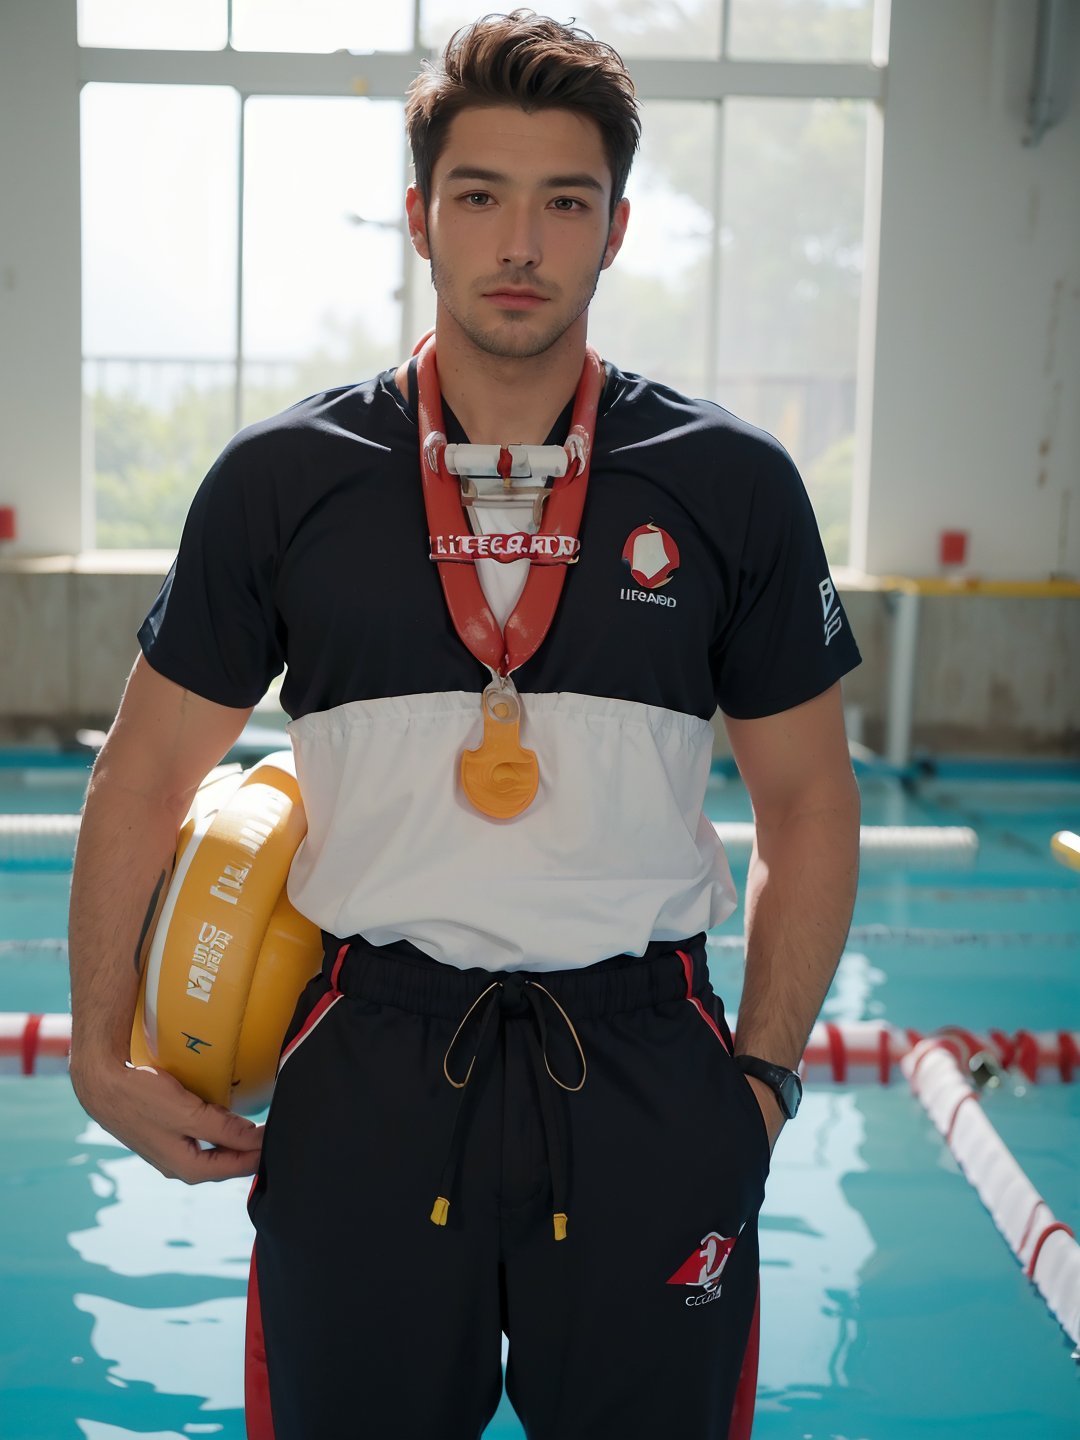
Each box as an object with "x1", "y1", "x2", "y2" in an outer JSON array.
[
  {"x1": 68, "y1": 755, "x2": 188, "y2": 1086},
  {"x1": 735, "y1": 780, "x2": 860, "y2": 1070},
  {"x1": 62, "y1": 661, "x2": 262, "y2": 1182}
]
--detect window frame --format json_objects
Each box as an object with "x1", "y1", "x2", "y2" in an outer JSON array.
[{"x1": 77, "y1": 2, "x2": 889, "y2": 557}]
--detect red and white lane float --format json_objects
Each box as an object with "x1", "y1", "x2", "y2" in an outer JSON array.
[
  {"x1": 0, "y1": 1014, "x2": 74, "y2": 1076},
  {"x1": 903, "y1": 1036, "x2": 1080, "y2": 1349},
  {"x1": 797, "y1": 1021, "x2": 1079, "y2": 1085},
  {"x1": 5, "y1": 1017, "x2": 1078, "y2": 1086}
]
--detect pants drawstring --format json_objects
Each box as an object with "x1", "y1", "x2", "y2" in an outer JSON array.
[
  {"x1": 430, "y1": 974, "x2": 586, "y2": 1241},
  {"x1": 430, "y1": 984, "x2": 502, "y2": 1227}
]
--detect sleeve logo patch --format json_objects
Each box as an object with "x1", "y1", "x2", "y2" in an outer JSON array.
[
  {"x1": 622, "y1": 523, "x2": 681, "y2": 589},
  {"x1": 819, "y1": 577, "x2": 843, "y2": 646}
]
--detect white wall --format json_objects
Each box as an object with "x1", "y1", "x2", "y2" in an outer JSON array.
[
  {"x1": 0, "y1": 0, "x2": 84, "y2": 555},
  {"x1": 856, "y1": 0, "x2": 1080, "y2": 579}
]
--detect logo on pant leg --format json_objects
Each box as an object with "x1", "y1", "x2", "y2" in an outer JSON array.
[{"x1": 667, "y1": 1230, "x2": 736, "y2": 1307}]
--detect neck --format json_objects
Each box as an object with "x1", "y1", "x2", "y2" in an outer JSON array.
[{"x1": 402, "y1": 309, "x2": 589, "y2": 444}]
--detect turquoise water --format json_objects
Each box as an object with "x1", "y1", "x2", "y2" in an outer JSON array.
[{"x1": 1, "y1": 759, "x2": 1078, "y2": 1438}]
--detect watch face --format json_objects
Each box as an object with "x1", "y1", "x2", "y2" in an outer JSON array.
[{"x1": 779, "y1": 1072, "x2": 803, "y2": 1119}]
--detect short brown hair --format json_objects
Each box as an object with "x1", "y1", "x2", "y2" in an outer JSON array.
[{"x1": 406, "y1": 10, "x2": 640, "y2": 218}]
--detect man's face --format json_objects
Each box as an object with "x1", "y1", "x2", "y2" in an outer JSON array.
[{"x1": 406, "y1": 105, "x2": 629, "y2": 360}]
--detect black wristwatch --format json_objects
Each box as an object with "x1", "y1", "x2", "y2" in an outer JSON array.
[{"x1": 735, "y1": 1055, "x2": 803, "y2": 1120}]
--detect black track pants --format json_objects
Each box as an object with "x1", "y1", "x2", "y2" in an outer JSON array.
[{"x1": 245, "y1": 934, "x2": 769, "y2": 1439}]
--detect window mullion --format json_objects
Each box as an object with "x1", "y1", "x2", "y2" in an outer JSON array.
[
  {"x1": 234, "y1": 90, "x2": 245, "y2": 435},
  {"x1": 704, "y1": 101, "x2": 725, "y2": 403}
]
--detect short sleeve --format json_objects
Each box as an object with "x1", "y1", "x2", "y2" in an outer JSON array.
[
  {"x1": 712, "y1": 443, "x2": 861, "y2": 719},
  {"x1": 138, "y1": 433, "x2": 285, "y2": 708}
]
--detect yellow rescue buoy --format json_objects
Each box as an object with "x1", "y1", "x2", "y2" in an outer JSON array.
[
  {"x1": 1050, "y1": 830, "x2": 1080, "y2": 873},
  {"x1": 130, "y1": 752, "x2": 323, "y2": 1114}
]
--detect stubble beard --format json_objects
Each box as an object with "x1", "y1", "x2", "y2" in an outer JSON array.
[{"x1": 428, "y1": 250, "x2": 605, "y2": 361}]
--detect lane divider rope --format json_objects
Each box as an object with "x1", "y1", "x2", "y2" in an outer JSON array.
[
  {"x1": 902, "y1": 1037, "x2": 1080, "y2": 1349},
  {"x1": 0, "y1": 815, "x2": 983, "y2": 866},
  {"x1": 4, "y1": 1015, "x2": 1078, "y2": 1083}
]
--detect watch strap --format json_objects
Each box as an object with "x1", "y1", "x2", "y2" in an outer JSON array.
[{"x1": 734, "y1": 1054, "x2": 803, "y2": 1119}]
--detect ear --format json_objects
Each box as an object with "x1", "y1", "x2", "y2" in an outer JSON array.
[
  {"x1": 600, "y1": 197, "x2": 630, "y2": 271},
  {"x1": 405, "y1": 184, "x2": 431, "y2": 261}
]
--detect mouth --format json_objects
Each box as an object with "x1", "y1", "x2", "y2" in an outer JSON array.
[{"x1": 483, "y1": 289, "x2": 549, "y2": 310}]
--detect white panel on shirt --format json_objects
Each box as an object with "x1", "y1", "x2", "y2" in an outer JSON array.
[{"x1": 287, "y1": 691, "x2": 737, "y2": 973}]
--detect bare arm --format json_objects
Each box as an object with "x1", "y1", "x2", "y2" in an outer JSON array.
[
  {"x1": 723, "y1": 682, "x2": 860, "y2": 1145},
  {"x1": 68, "y1": 654, "x2": 262, "y2": 1182}
]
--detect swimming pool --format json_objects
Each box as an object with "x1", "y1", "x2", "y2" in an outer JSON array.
[{"x1": 1, "y1": 753, "x2": 1078, "y2": 1439}]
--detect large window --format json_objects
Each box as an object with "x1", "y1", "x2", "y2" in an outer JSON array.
[
  {"x1": 78, "y1": 0, "x2": 884, "y2": 561},
  {"x1": 81, "y1": 82, "x2": 240, "y2": 547},
  {"x1": 240, "y1": 96, "x2": 408, "y2": 426}
]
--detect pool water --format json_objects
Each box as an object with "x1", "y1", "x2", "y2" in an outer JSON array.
[{"x1": 1, "y1": 759, "x2": 1078, "y2": 1439}]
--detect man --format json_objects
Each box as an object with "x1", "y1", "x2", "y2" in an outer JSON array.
[{"x1": 68, "y1": 11, "x2": 861, "y2": 1438}]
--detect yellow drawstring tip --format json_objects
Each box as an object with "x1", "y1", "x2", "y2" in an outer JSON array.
[
  {"x1": 553, "y1": 1212, "x2": 568, "y2": 1242},
  {"x1": 430, "y1": 1196, "x2": 450, "y2": 1227}
]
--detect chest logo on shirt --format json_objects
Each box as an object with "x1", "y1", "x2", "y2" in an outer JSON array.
[{"x1": 622, "y1": 523, "x2": 680, "y2": 588}]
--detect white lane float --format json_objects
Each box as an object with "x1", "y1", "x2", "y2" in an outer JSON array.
[
  {"x1": 712, "y1": 821, "x2": 978, "y2": 857},
  {"x1": 903, "y1": 1036, "x2": 1080, "y2": 1350},
  {"x1": 1, "y1": 816, "x2": 981, "y2": 866}
]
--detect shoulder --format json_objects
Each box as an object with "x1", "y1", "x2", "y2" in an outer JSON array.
[
  {"x1": 214, "y1": 370, "x2": 403, "y2": 475},
  {"x1": 186, "y1": 371, "x2": 408, "y2": 534},
  {"x1": 600, "y1": 363, "x2": 804, "y2": 498}
]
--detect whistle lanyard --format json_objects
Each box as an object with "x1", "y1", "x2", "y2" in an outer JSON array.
[{"x1": 415, "y1": 335, "x2": 604, "y2": 818}]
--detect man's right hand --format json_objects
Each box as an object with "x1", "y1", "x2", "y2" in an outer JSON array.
[{"x1": 71, "y1": 1058, "x2": 264, "y2": 1184}]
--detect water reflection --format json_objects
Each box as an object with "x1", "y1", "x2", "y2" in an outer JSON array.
[
  {"x1": 820, "y1": 949, "x2": 886, "y2": 1021},
  {"x1": 74, "y1": 1292, "x2": 245, "y2": 1410},
  {"x1": 78, "y1": 1422, "x2": 224, "y2": 1438},
  {"x1": 69, "y1": 1119, "x2": 251, "y2": 1431},
  {"x1": 70, "y1": 1146, "x2": 252, "y2": 1280},
  {"x1": 757, "y1": 1091, "x2": 874, "y2": 1408}
]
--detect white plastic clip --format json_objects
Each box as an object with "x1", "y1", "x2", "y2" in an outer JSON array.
[{"x1": 442, "y1": 444, "x2": 569, "y2": 481}]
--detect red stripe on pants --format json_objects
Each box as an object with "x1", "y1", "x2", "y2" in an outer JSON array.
[
  {"x1": 676, "y1": 948, "x2": 759, "y2": 1437},
  {"x1": 245, "y1": 1244, "x2": 276, "y2": 1438},
  {"x1": 676, "y1": 949, "x2": 731, "y2": 1054},
  {"x1": 727, "y1": 1282, "x2": 760, "y2": 1440}
]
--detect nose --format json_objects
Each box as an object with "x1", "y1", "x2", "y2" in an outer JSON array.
[{"x1": 498, "y1": 201, "x2": 542, "y2": 270}]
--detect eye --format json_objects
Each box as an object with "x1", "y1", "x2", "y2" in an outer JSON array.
[
  {"x1": 462, "y1": 192, "x2": 492, "y2": 207},
  {"x1": 551, "y1": 196, "x2": 585, "y2": 212}
]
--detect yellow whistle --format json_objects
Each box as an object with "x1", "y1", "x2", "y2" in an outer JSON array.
[{"x1": 460, "y1": 682, "x2": 539, "y2": 819}]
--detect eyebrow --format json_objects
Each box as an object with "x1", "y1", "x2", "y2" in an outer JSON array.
[{"x1": 443, "y1": 165, "x2": 605, "y2": 194}]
